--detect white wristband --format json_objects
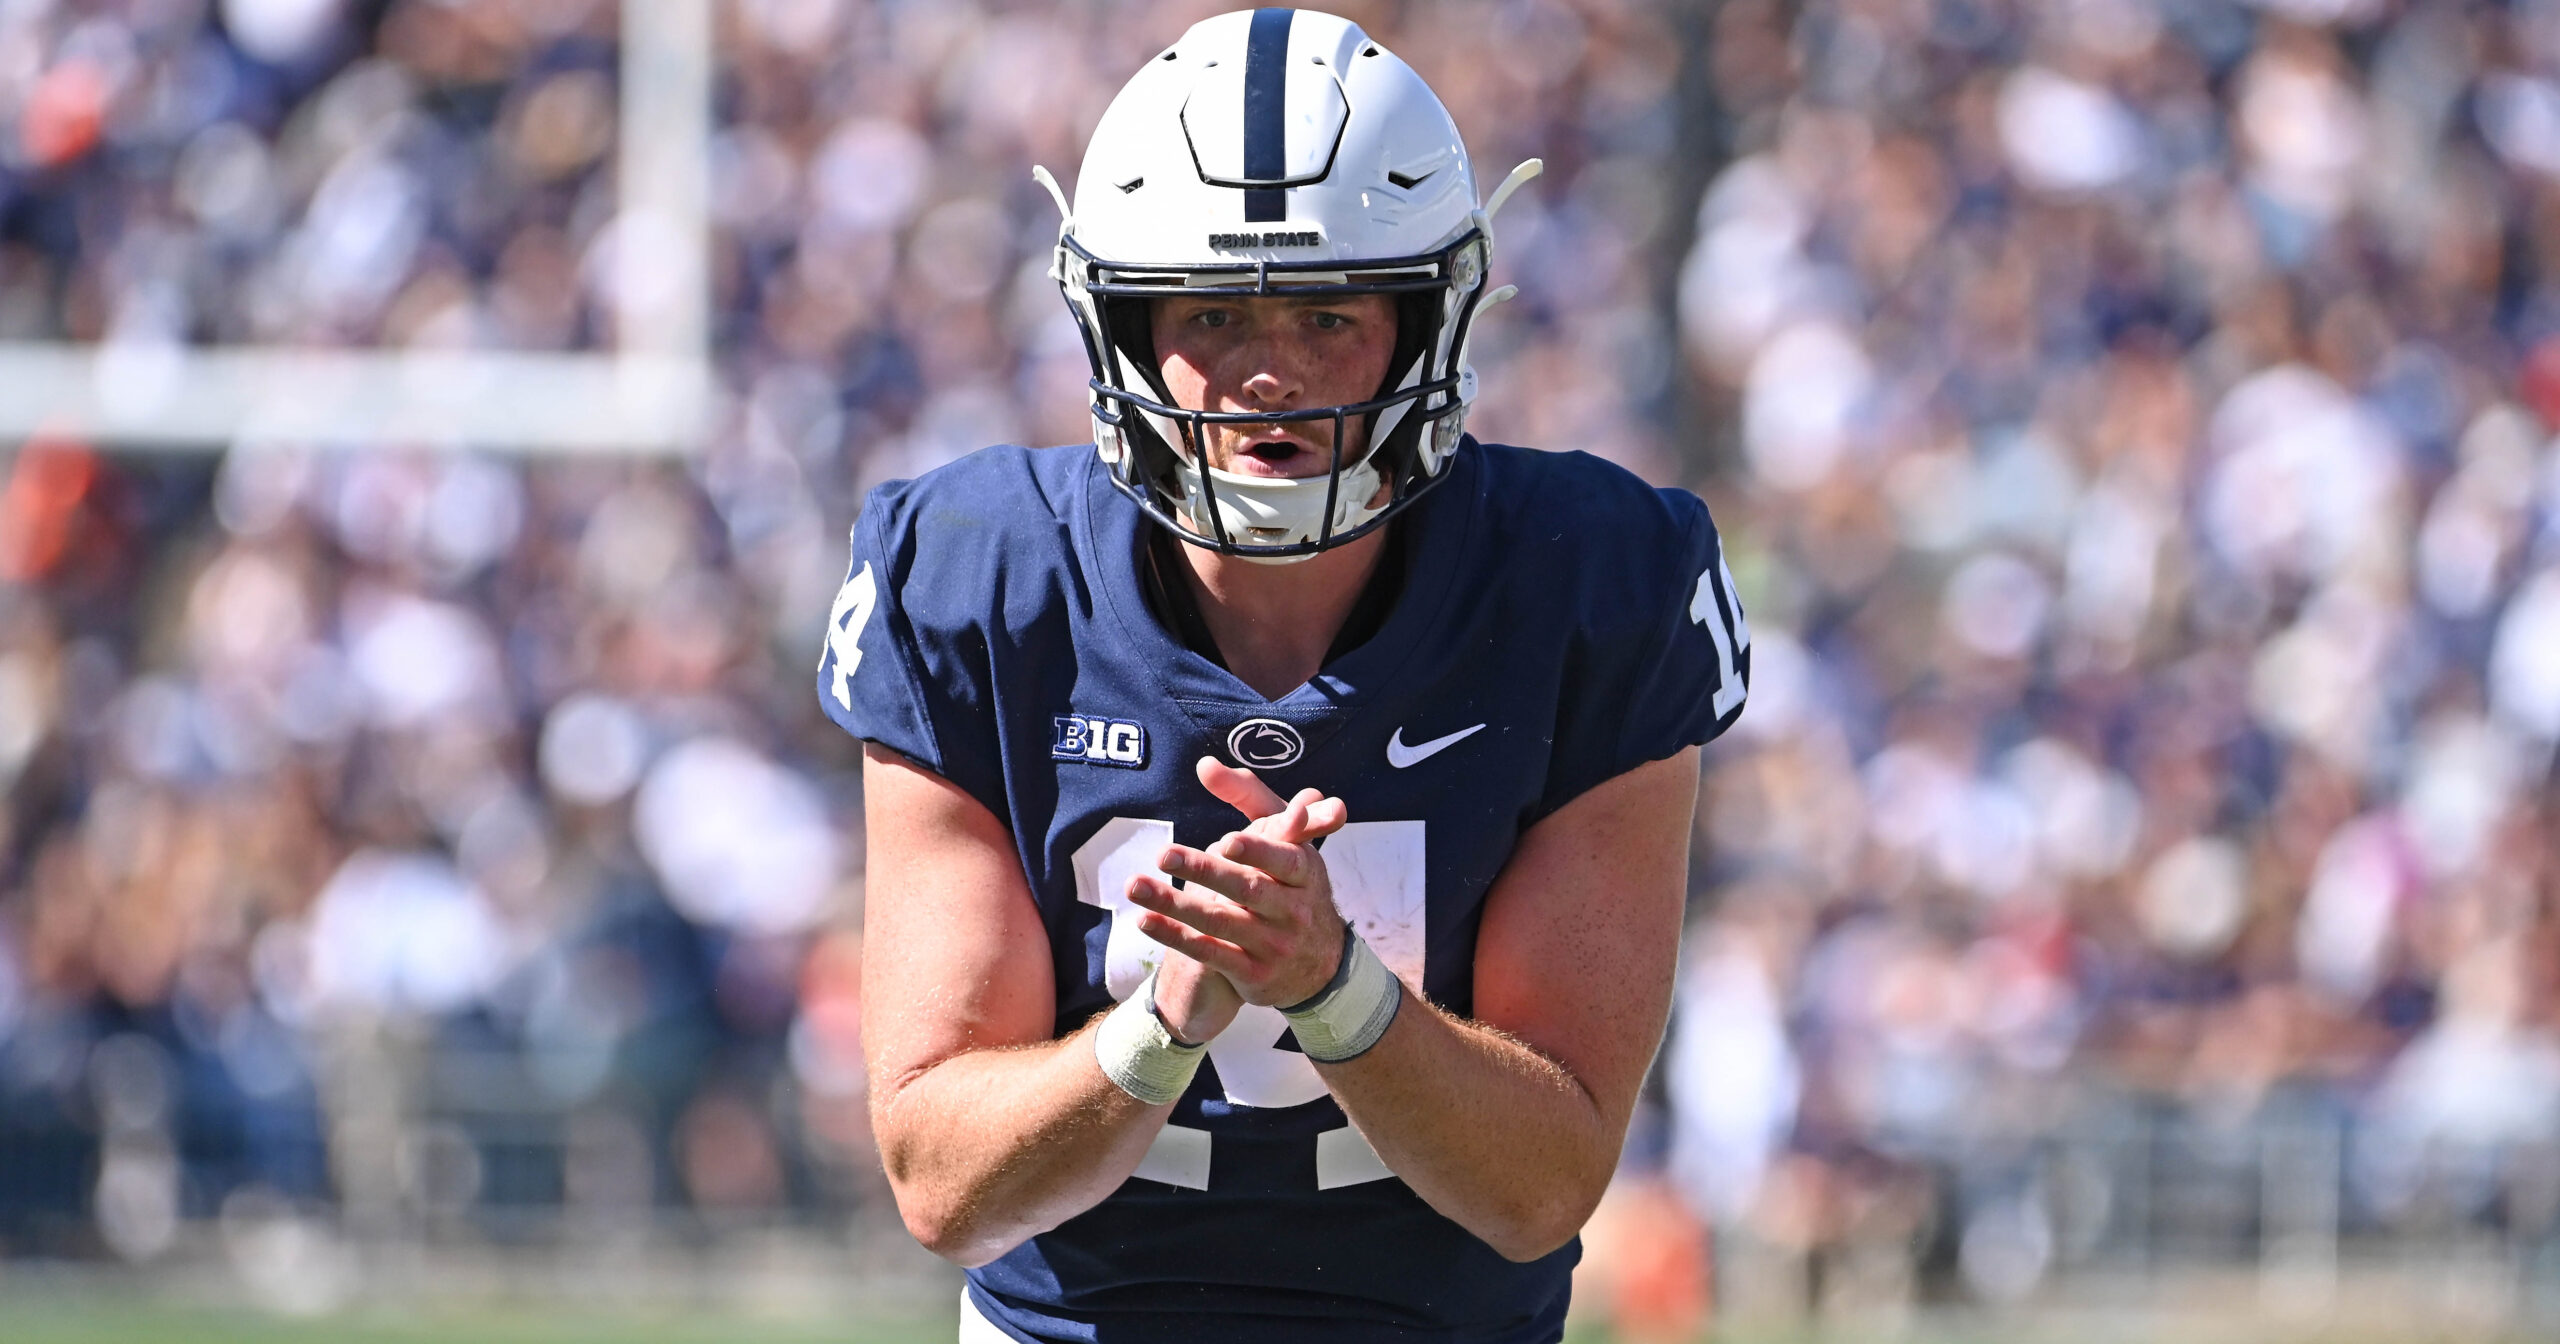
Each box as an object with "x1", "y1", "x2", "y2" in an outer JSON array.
[
  {"x1": 1093, "y1": 969, "x2": 1205, "y2": 1106},
  {"x1": 1282, "y1": 925, "x2": 1402, "y2": 1063}
]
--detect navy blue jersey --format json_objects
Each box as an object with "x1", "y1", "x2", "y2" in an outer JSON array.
[{"x1": 818, "y1": 438, "x2": 1747, "y2": 1343}]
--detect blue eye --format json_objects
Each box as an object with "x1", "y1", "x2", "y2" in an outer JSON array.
[
  {"x1": 1195, "y1": 310, "x2": 1232, "y2": 329},
  {"x1": 1312, "y1": 311, "x2": 1348, "y2": 329}
]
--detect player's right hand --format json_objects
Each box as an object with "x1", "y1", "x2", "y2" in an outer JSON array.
[
  {"x1": 1126, "y1": 761, "x2": 1353, "y2": 1011},
  {"x1": 1150, "y1": 949, "x2": 1244, "y2": 1046}
]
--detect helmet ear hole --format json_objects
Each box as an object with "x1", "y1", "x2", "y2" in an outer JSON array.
[
  {"x1": 1363, "y1": 286, "x2": 1450, "y2": 481},
  {"x1": 1101, "y1": 298, "x2": 1166, "y2": 401},
  {"x1": 1382, "y1": 291, "x2": 1438, "y2": 403},
  {"x1": 1099, "y1": 294, "x2": 1187, "y2": 472}
]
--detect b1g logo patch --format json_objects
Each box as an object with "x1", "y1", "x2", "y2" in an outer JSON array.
[
  {"x1": 1226, "y1": 718, "x2": 1304, "y2": 769},
  {"x1": 1054, "y1": 715, "x2": 1148, "y2": 769}
]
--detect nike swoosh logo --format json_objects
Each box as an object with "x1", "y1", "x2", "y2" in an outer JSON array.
[{"x1": 1387, "y1": 723, "x2": 1486, "y2": 769}]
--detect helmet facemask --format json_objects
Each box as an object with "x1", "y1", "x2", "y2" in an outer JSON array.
[{"x1": 1062, "y1": 232, "x2": 1488, "y2": 561}]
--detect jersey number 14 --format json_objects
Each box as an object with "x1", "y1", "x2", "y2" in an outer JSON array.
[{"x1": 1072, "y1": 817, "x2": 1426, "y2": 1110}]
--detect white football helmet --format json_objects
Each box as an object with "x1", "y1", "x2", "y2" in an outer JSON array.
[{"x1": 1038, "y1": 8, "x2": 1537, "y2": 560}]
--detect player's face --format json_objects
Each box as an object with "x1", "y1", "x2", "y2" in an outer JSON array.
[{"x1": 1150, "y1": 293, "x2": 1399, "y2": 480}]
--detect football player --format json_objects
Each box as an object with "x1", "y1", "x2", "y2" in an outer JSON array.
[{"x1": 819, "y1": 10, "x2": 1750, "y2": 1341}]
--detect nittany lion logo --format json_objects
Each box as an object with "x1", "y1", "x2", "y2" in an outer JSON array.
[{"x1": 1226, "y1": 718, "x2": 1304, "y2": 768}]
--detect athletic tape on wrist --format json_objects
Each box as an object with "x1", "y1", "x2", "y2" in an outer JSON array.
[
  {"x1": 1093, "y1": 969, "x2": 1205, "y2": 1106},
  {"x1": 1282, "y1": 925, "x2": 1402, "y2": 1063}
]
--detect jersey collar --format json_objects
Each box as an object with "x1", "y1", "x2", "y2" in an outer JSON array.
[{"x1": 1081, "y1": 438, "x2": 1478, "y2": 713}]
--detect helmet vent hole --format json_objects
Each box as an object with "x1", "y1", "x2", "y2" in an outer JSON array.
[
  {"x1": 1117, "y1": 177, "x2": 1144, "y2": 193},
  {"x1": 1159, "y1": 50, "x2": 1177, "y2": 61},
  {"x1": 1362, "y1": 46, "x2": 1379, "y2": 56},
  {"x1": 1387, "y1": 169, "x2": 1434, "y2": 191}
]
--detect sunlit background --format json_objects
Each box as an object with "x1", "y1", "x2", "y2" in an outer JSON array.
[{"x1": 2, "y1": 1, "x2": 2557, "y2": 1341}]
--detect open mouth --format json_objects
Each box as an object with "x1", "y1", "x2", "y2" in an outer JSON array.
[{"x1": 1231, "y1": 435, "x2": 1315, "y2": 475}]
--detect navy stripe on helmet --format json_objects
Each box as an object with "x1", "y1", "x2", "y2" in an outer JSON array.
[{"x1": 1242, "y1": 8, "x2": 1292, "y2": 222}]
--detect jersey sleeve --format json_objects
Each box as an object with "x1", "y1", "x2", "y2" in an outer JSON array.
[
  {"x1": 1538, "y1": 488, "x2": 1750, "y2": 818},
  {"x1": 815, "y1": 481, "x2": 1011, "y2": 824}
]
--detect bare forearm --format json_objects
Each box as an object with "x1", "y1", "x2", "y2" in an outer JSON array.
[
  {"x1": 1318, "y1": 995, "x2": 1626, "y2": 1262},
  {"x1": 872, "y1": 1023, "x2": 1165, "y2": 1267}
]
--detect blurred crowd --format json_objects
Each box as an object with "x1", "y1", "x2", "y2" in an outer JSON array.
[
  {"x1": 0, "y1": 0, "x2": 2556, "y2": 1329},
  {"x1": 0, "y1": 0, "x2": 1682, "y2": 1282},
  {"x1": 1653, "y1": 0, "x2": 2560, "y2": 1323}
]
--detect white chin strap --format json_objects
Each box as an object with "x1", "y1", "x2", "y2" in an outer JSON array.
[
  {"x1": 1126, "y1": 366, "x2": 1395, "y2": 562},
  {"x1": 1169, "y1": 454, "x2": 1388, "y2": 563}
]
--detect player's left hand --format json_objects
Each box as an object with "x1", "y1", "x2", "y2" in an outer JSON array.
[{"x1": 1125, "y1": 758, "x2": 1350, "y2": 1009}]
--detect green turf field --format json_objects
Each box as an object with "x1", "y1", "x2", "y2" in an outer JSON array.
[
  {"x1": 0, "y1": 1302, "x2": 955, "y2": 1344},
  {"x1": 0, "y1": 1306, "x2": 2535, "y2": 1344},
  {"x1": 0, "y1": 1275, "x2": 2541, "y2": 1344}
]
